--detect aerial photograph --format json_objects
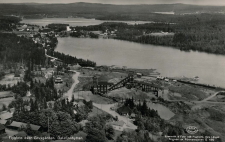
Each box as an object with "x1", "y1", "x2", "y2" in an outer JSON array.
[{"x1": 0, "y1": 0, "x2": 225, "y2": 141}]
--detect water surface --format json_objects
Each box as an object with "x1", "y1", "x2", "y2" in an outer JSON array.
[
  {"x1": 21, "y1": 18, "x2": 153, "y2": 27},
  {"x1": 56, "y1": 37, "x2": 225, "y2": 88}
]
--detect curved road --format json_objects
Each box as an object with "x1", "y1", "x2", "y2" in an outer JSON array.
[
  {"x1": 200, "y1": 91, "x2": 225, "y2": 102},
  {"x1": 93, "y1": 103, "x2": 137, "y2": 130},
  {"x1": 64, "y1": 71, "x2": 80, "y2": 101}
]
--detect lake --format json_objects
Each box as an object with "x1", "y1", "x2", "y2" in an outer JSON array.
[
  {"x1": 21, "y1": 18, "x2": 153, "y2": 27},
  {"x1": 55, "y1": 37, "x2": 225, "y2": 88}
]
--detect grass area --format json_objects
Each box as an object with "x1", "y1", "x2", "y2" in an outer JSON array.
[
  {"x1": 80, "y1": 68, "x2": 127, "y2": 80},
  {"x1": 126, "y1": 68, "x2": 157, "y2": 76},
  {"x1": 208, "y1": 93, "x2": 225, "y2": 102},
  {"x1": 0, "y1": 73, "x2": 21, "y2": 87},
  {"x1": 54, "y1": 73, "x2": 74, "y2": 92},
  {"x1": 33, "y1": 76, "x2": 46, "y2": 84},
  {"x1": 168, "y1": 83, "x2": 208, "y2": 101},
  {"x1": 108, "y1": 130, "x2": 122, "y2": 142},
  {"x1": 0, "y1": 91, "x2": 14, "y2": 98},
  {"x1": 207, "y1": 108, "x2": 225, "y2": 122},
  {"x1": 204, "y1": 119, "x2": 225, "y2": 141},
  {"x1": 0, "y1": 97, "x2": 15, "y2": 110},
  {"x1": 74, "y1": 76, "x2": 92, "y2": 92},
  {"x1": 97, "y1": 72, "x2": 127, "y2": 82},
  {"x1": 81, "y1": 93, "x2": 114, "y2": 104},
  {"x1": 88, "y1": 106, "x2": 108, "y2": 117},
  {"x1": 107, "y1": 87, "x2": 150, "y2": 101}
]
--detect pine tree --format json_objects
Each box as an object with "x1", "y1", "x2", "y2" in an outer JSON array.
[
  {"x1": 43, "y1": 97, "x2": 47, "y2": 109},
  {"x1": 30, "y1": 99, "x2": 35, "y2": 112},
  {"x1": 141, "y1": 100, "x2": 148, "y2": 116},
  {"x1": 34, "y1": 99, "x2": 38, "y2": 111},
  {"x1": 71, "y1": 94, "x2": 75, "y2": 102}
]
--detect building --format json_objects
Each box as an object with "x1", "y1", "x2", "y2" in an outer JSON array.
[
  {"x1": 92, "y1": 82, "x2": 114, "y2": 94},
  {"x1": 117, "y1": 106, "x2": 131, "y2": 116},
  {"x1": 0, "y1": 124, "x2": 5, "y2": 134},
  {"x1": 136, "y1": 73, "x2": 142, "y2": 78},
  {"x1": 55, "y1": 77, "x2": 63, "y2": 84},
  {"x1": 109, "y1": 120, "x2": 126, "y2": 131},
  {"x1": 8, "y1": 121, "x2": 41, "y2": 131},
  {"x1": 92, "y1": 75, "x2": 114, "y2": 94},
  {"x1": 0, "y1": 112, "x2": 13, "y2": 123}
]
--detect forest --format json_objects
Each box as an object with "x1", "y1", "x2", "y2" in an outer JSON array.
[
  {"x1": 0, "y1": 15, "x2": 21, "y2": 31},
  {"x1": 1, "y1": 3, "x2": 225, "y2": 19},
  {"x1": 0, "y1": 33, "x2": 46, "y2": 65},
  {"x1": 73, "y1": 13, "x2": 225, "y2": 55}
]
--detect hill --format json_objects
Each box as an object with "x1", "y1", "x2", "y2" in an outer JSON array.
[{"x1": 0, "y1": 3, "x2": 225, "y2": 20}]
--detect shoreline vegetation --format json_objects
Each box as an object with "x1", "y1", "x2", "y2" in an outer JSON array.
[{"x1": 70, "y1": 17, "x2": 225, "y2": 55}]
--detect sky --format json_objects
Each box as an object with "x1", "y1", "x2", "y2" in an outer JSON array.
[{"x1": 1, "y1": 0, "x2": 225, "y2": 6}]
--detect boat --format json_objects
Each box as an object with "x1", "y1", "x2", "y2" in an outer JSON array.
[{"x1": 194, "y1": 76, "x2": 199, "y2": 80}]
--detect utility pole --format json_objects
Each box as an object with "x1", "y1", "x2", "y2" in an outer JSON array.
[{"x1": 48, "y1": 117, "x2": 49, "y2": 133}]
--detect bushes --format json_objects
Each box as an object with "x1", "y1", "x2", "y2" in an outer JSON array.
[{"x1": 208, "y1": 108, "x2": 225, "y2": 122}]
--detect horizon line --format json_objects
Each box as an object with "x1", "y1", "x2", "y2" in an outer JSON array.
[{"x1": 0, "y1": 2, "x2": 225, "y2": 6}]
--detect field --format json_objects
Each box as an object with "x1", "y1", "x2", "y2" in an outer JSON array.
[
  {"x1": 88, "y1": 106, "x2": 108, "y2": 117},
  {"x1": 74, "y1": 76, "x2": 92, "y2": 92},
  {"x1": 167, "y1": 83, "x2": 213, "y2": 101},
  {"x1": 0, "y1": 92, "x2": 15, "y2": 110},
  {"x1": 0, "y1": 74, "x2": 22, "y2": 87},
  {"x1": 79, "y1": 91, "x2": 114, "y2": 104},
  {"x1": 0, "y1": 91, "x2": 14, "y2": 98},
  {"x1": 107, "y1": 87, "x2": 153, "y2": 101}
]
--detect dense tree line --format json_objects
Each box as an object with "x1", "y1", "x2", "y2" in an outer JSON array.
[
  {"x1": 0, "y1": 15, "x2": 21, "y2": 31},
  {"x1": 73, "y1": 14, "x2": 225, "y2": 55},
  {"x1": 0, "y1": 71, "x2": 5, "y2": 80},
  {"x1": 47, "y1": 50, "x2": 96, "y2": 67},
  {"x1": 86, "y1": 114, "x2": 114, "y2": 142},
  {"x1": 11, "y1": 82, "x2": 30, "y2": 97},
  {"x1": 0, "y1": 33, "x2": 46, "y2": 65},
  {"x1": 47, "y1": 23, "x2": 69, "y2": 32},
  {"x1": 30, "y1": 77, "x2": 59, "y2": 104}
]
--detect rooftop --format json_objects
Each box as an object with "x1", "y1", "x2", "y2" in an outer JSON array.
[
  {"x1": 9, "y1": 121, "x2": 41, "y2": 131},
  {"x1": 110, "y1": 120, "x2": 125, "y2": 127},
  {"x1": 0, "y1": 112, "x2": 13, "y2": 120},
  {"x1": 0, "y1": 120, "x2": 7, "y2": 125},
  {"x1": 0, "y1": 123, "x2": 5, "y2": 130}
]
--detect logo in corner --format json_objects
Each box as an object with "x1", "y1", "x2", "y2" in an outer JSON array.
[{"x1": 186, "y1": 126, "x2": 198, "y2": 134}]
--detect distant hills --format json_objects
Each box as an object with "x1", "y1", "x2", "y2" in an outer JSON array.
[{"x1": 0, "y1": 3, "x2": 225, "y2": 20}]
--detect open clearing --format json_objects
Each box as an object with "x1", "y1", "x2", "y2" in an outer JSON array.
[{"x1": 0, "y1": 97, "x2": 15, "y2": 110}]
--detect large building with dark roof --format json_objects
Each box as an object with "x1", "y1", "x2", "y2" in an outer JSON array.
[{"x1": 8, "y1": 121, "x2": 41, "y2": 131}]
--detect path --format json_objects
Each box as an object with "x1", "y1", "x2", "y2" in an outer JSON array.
[
  {"x1": 93, "y1": 103, "x2": 137, "y2": 130},
  {"x1": 200, "y1": 91, "x2": 225, "y2": 102},
  {"x1": 64, "y1": 71, "x2": 80, "y2": 101}
]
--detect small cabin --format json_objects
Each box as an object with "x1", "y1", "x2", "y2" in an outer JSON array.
[
  {"x1": 55, "y1": 77, "x2": 63, "y2": 84},
  {"x1": 136, "y1": 73, "x2": 142, "y2": 78}
]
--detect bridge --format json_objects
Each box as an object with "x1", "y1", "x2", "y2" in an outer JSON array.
[
  {"x1": 107, "y1": 75, "x2": 134, "y2": 91},
  {"x1": 94, "y1": 74, "x2": 162, "y2": 97}
]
